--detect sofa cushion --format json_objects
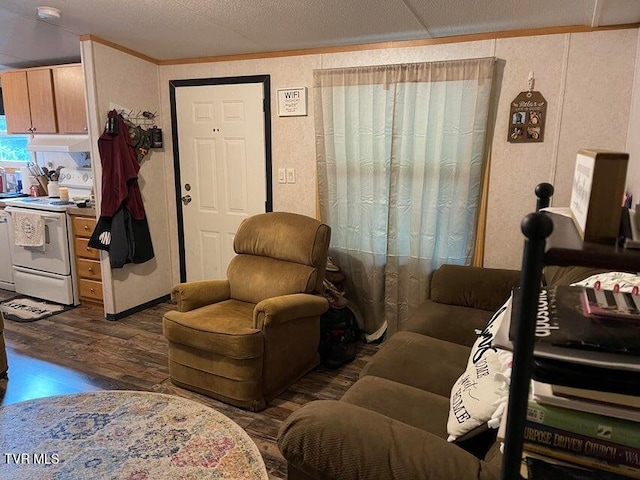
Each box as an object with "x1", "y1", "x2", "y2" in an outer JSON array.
[
  {"x1": 278, "y1": 400, "x2": 501, "y2": 480},
  {"x1": 447, "y1": 299, "x2": 512, "y2": 442},
  {"x1": 163, "y1": 299, "x2": 263, "y2": 359},
  {"x1": 342, "y1": 375, "x2": 450, "y2": 439},
  {"x1": 543, "y1": 265, "x2": 610, "y2": 287},
  {"x1": 430, "y1": 264, "x2": 520, "y2": 312},
  {"x1": 233, "y1": 211, "x2": 331, "y2": 293},
  {"x1": 402, "y1": 300, "x2": 495, "y2": 347},
  {"x1": 361, "y1": 331, "x2": 470, "y2": 398},
  {"x1": 228, "y1": 255, "x2": 318, "y2": 304}
]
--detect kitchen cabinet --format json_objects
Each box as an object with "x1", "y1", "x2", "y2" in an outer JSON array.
[
  {"x1": 1, "y1": 64, "x2": 87, "y2": 134},
  {"x1": 71, "y1": 214, "x2": 103, "y2": 307},
  {"x1": 1, "y1": 69, "x2": 57, "y2": 134},
  {"x1": 53, "y1": 65, "x2": 88, "y2": 133}
]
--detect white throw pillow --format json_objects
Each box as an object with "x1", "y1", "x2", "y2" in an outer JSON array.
[{"x1": 447, "y1": 296, "x2": 513, "y2": 442}]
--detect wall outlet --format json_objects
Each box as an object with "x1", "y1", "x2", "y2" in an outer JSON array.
[
  {"x1": 286, "y1": 168, "x2": 296, "y2": 184},
  {"x1": 278, "y1": 168, "x2": 286, "y2": 184}
]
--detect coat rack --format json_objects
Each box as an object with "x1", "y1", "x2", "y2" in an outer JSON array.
[
  {"x1": 116, "y1": 110, "x2": 158, "y2": 127},
  {"x1": 108, "y1": 109, "x2": 164, "y2": 154}
]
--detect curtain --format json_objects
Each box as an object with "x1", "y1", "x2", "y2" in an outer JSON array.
[{"x1": 315, "y1": 57, "x2": 495, "y2": 338}]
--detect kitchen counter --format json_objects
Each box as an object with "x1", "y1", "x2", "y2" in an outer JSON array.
[
  {"x1": 0, "y1": 199, "x2": 96, "y2": 217},
  {"x1": 67, "y1": 206, "x2": 97, "y2": 217}
]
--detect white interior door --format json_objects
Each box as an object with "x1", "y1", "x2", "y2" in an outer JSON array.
[{"x1": 175, "y1": 82, "x2": 267, "y2": 281}]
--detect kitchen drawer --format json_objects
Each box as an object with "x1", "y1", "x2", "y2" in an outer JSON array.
[
  {"x1": 79, "y1": 278, "x2": 103, "y2": 302},
  {"x1": 74, "y1": 237, "x2": 100, "y2": 260},
  {"x1": 72, "y1": 216, "x2": 96, "y2": 238},
  {"x1": 77, "y1": 258, "x2": 101, "y2": 281}
]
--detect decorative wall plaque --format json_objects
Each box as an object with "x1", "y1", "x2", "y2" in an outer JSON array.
[
  {"x1": 277, "y1": 87, "x2": 308, "y2": 117},
  {"x1": 507, "y1": 91, "x2": 547, "y2": 143}
]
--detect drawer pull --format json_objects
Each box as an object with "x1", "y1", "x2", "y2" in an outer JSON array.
[
  {"x1": 90, "y1": 288, "x2": 95, "y2": 292},
  {"x1": 86, "y1": 247, "x2": 91, "y2": 251},
  {"x1": 84, "y1": 225, "x2": 89, "y2": 231},
  {"x1": 88, "y1": 267, "x2": 93, "y2": 272}
]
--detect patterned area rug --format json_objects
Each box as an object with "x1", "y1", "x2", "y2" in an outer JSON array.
[
  {"x1": 0, "y1": 391, "x2": 268, "y2": 479},
  {"x1": 0, "y1": 296, "x2": 74, "y2": 323}
]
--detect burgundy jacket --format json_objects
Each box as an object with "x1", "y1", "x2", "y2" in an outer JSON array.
[
  {"x1": 89, "y1": 110, "x2": 154, "y2": 267},
  {"x1": 98, "y1": 110, "x2": 146, "y2": 220}
]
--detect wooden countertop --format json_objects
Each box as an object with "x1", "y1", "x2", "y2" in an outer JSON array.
[{"x1": 67, "y1": 206, "x2": 97, "y2": 217}]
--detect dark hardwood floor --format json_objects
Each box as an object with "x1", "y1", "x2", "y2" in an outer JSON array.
[{"x1": 0, "y1": 289, "x2": 378, "y2": 479}]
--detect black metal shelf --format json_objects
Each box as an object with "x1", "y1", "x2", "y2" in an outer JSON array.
[
  {"x1": 545, "y1": 212, "x2": 640, "y2": 271},
  {"x1": 500, "y1": 184, "x2": 637, "y2": 480}
]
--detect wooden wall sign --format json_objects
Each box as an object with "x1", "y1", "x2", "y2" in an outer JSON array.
[
  {"x1": 569, "y1": 149, "x2": 629, "y2": 244},
  {"x1": 507, "y1": 91, "x2": 547, "y2": 143}
]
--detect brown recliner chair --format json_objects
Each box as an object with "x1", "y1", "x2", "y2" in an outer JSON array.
[{"x1": 163, "y1": 212, "x2": 331, "y2": 411}]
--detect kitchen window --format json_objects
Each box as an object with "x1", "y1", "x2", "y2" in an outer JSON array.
[{"x1": 0, "y1": 115, "x2": 30, "y2": 162}]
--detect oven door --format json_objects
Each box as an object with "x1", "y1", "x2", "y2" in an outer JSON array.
[{"x1": 5, "y1": 207, "x2": 71, "y2": 275}]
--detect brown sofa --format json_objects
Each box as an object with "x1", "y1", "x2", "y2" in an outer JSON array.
[{"x1": 277, "y1": 264, "x2": 603, "y2": 480}]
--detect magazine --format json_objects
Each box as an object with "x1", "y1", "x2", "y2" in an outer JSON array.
[
  {"x1": 493, "y1": 287, "x2": 640, "y2": 386},
  {"x1": 495, "y1": 287, "x2": 640, "y2": 357}
]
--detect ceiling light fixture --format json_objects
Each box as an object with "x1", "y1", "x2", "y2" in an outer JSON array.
[{"x1": 37, "y1": 6, "x2": 61, "y2": 20}]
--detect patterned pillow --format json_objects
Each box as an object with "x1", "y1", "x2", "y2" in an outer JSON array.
[
  {"x1": 447, "y1": 296, "x2": 513, "y2": 442},
  {"x1": 571, "y1": 271, "x2": 640, "y2": 291}
]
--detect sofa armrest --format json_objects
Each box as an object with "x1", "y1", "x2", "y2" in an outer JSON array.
[
  {"x1": 278, "y1": 400, "x2": 500, "y2": 480},
  {"x1": 254, "y1": 294, "x2": 328, "y2": 329},
  {"x1": 171, "y1": 280, "x2": 230, "y2": 312},
  {"x1": 430, "y1": 264, "x2": 521, "y2": 312}
]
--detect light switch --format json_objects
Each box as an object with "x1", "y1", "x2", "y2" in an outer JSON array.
[
  {"x1": 278, "y1": 168, "x2": 286, "y2": 184},
  {"x1": 286, "y1": 168, "x2": 296, "y2": 184}
]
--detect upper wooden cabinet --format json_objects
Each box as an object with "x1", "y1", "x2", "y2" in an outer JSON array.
[
  {"x1": 53, "y1": 65, "x2": 88, "y2": 133},
  {"x1": 1, "y1": 64, "x2": 87, "y2": 134},
  {"x1": 2, "y1": 69, "x2": 57, "y2": 134}
]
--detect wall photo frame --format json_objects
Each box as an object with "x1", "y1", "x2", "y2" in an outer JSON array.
[{"x1": 507, "y1": 91, "x2": 547, "y2": 143}]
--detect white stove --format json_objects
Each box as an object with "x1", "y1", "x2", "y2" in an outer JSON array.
[
  {"x1": 2, "y1": 167, "x2": 93, "y2": 212},
  {"x1": 3, "y1": 167, "x2": 94, "y2": 306}
]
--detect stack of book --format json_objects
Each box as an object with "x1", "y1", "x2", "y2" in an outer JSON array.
[{"x1": 495, "y1": 285, "x2": 640, "y2": 478}]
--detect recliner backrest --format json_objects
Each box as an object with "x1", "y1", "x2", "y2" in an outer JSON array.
[{"x1": 228, "y1": 212, "x2": 331, "y2": 304}]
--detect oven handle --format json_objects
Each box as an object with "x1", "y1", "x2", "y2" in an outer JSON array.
[{"x1": 4, "y1": 207, "x2": 61, "y2": 222}]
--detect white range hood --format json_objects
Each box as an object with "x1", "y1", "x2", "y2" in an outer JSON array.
[{"x1": 27, "y1": 135, "x2": 90, "y2": 153}]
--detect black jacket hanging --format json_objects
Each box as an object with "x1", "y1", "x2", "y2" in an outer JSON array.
[{"x1": 89, "y1": 110, "x2": 154, "y2": 268}]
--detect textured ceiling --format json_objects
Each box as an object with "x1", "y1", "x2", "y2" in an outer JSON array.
[{"x1": 0, "y1": 0, "x2": 639, "y2": 70}]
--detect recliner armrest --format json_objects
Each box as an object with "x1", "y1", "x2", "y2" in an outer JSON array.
[
  {"x1": 430, "y1": 264, "x2": 521, "y2": 312},
  {"x1": 278, "y1": 400, "x2": 500, "y2": 480},
  {"x1": 254, "y1": 294, "x2": 328, "y2": 329},
  {"x1": 171, "y1": 280, "x2": 231, "y2": 312}
]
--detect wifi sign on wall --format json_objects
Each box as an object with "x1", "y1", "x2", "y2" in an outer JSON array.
[{"x1": 277, "y1": 87, "x2": 308, "y2": 117}]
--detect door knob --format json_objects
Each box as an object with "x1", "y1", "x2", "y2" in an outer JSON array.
[{"x1": 181, "y1": 195, "x2": 192, "y2": 206}]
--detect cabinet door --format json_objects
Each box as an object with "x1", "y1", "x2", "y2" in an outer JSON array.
[
  {"x1": 26, "y1": 69, "x2": 57, "y2": 133},
  {"x1": 54, "y1": 65, "x2": 88, "y2": 133},
  {"x1": 1, "y1": 71, "x2": 33, "y2": 133}
]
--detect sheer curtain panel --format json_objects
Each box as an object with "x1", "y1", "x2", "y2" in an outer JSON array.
[{"x1": 315, "y1": 57, "x2": 495, "y2": 338}]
